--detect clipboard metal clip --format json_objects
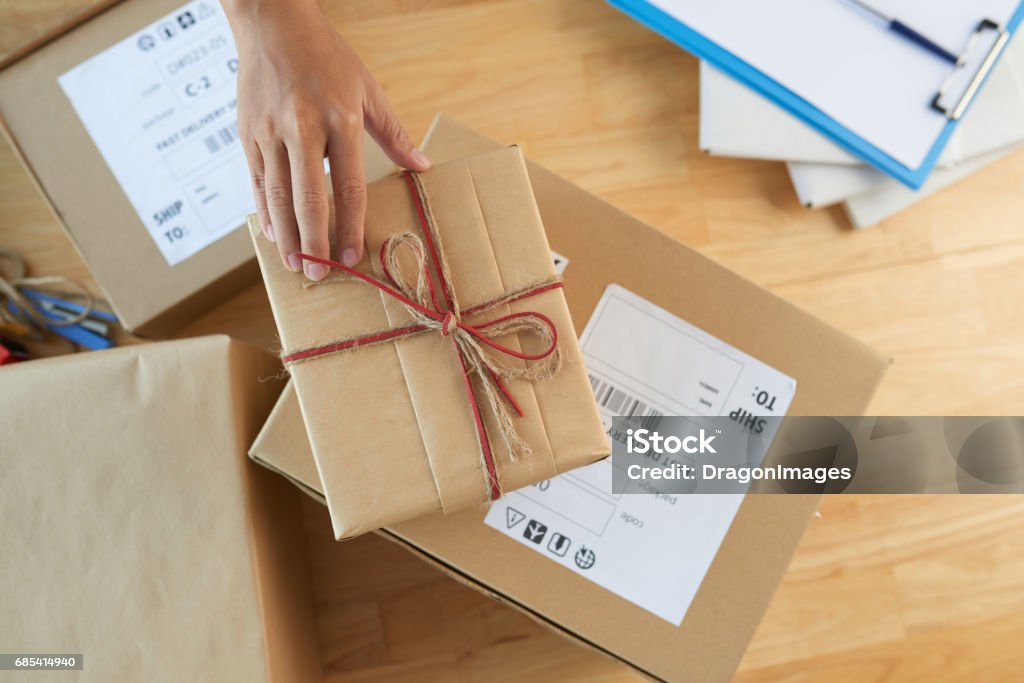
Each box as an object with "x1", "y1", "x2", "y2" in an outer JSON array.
[{"x1": 931, "y1": 19, "x2": 1011, "y2": 121}]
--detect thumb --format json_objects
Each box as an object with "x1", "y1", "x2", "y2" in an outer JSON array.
[{"x1": 364, "y1": 83, "x2": 431, "y2": 172}]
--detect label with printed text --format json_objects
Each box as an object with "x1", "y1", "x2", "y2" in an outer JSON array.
[
  {"x1": 59, "y1": 1, "x2": 251, "y2": 266},
  {"x1": 484, "y1": 284, "x2": 797, "y2": 624}
]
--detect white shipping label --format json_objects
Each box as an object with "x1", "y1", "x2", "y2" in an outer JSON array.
[
  {"x1": 484, "y1": 284, "x2": 797, "y2": 625},
  {"x1": 58, "y1": 1, "x2": 252, "y2": 266}
]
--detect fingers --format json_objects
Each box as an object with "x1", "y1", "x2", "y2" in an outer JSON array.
[
  {"x1": 247, "y1": 81, "x2": 418, "y2": 280},
  {"x1": 261, "y1": 141, "x2": 303, "y2": 274},
  {"x1": 242, "y1": 139, "x2": 273, "y2": 241},
  {"x1": 260, "y1": 119, "x2": 331, "y2": 281},
  {"x1": 286, "y1": 130, "x2": 331, "y2": 281},
  {"x1": 328, "y1": 128, "x2": 366, "y2": 268},
  {"x1": 363, "y1": 82, "x2": 431, "y2": 172}
]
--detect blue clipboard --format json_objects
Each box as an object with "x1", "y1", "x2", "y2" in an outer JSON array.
[{"x1": 609, "y1": 0, "x2": 1024, "y2": 189}]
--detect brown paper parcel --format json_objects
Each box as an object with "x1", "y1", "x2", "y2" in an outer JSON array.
[
  {"x1": 1, "y1": 336, "x2": 320, "y2": 683},
  {"x1": 250, "y1": 146, "x2": 608, "y2": 539}
]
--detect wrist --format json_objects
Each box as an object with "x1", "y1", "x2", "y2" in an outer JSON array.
[{"x1": 223, "y1": 0, "x2": 323, "y2": 35}]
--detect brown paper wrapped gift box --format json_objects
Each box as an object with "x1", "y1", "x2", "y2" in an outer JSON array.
[
  {"x1": 1, "y1": 336, "x2": 320, "y2": 683},
  {"x1": 251, "y1": 146, "x2": 609, "y2": 539},
  {"x1": 250, "y1": 116, "x2": 890, "y2": 683}
]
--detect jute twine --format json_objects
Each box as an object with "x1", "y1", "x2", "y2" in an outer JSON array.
[
  {"x1": 280, "y1": 171, "x2": 565, "y2": 498},
  {"x1": 0, "y1": 248, "x2": 96, "y2": 339}
]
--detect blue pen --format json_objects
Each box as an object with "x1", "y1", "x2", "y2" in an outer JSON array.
[{"x1": 846, "y1": 0, "x2": 961, "y2": 65}]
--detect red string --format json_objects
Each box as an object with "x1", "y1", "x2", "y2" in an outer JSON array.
[
  {"x1": 283, "y1": 171, "x2": 562, "y2": 501},
  {"x1": 402, "y1": 171, "x2": 503, "y2": 498},
  {"x1": 454, "y1": 345, "x2": 502, "y2": 501},
  {"x1": 285, "y1": 252, "x2": 561, "y2": 365},
  {"x1": 463, "y1": 281, "x2": 565, "y2": 317},
  {"x1": 403, "y1": 172, "x2": 456, "y2": 313},
  {"x1": 471, "y1": 310, "x2": 559, "y2": 361},
  {"x1": 486, "y1": 365, "x2": 524, "y2": 418},
  {"x1": 282, "y1": 324, "x2": 426, "y2": 363}
]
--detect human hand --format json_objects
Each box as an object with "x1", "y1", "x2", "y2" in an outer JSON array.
[{"x1": 225, "y1": 0, "x2": 430, "y2": 280}]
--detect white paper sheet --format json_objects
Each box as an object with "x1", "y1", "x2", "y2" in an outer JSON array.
[
  {"x1": 701, "y1": 33, "x2": 1024, "y2": 168},
  {"x1": 781, "y1": 32, "x2": 1024, "y2": 208},
  {"x1": 58, "y1": 1, "x2": 253, "y2": 266},
  {"x1": 787, "y1": 162, "x2": 891, "y2": 208},
  {"x1": 844, "y1": 147, "x2": 1018, "y2": 228},
  {"x1": 484, "y1": 284, "x2": 796, "y2": 625},
  {"x1": 653, "y1": 0, "x2": 1019, "y2": 169},
  {"x1": 699, "y1": 61, "x2": 869, "y2": 166}
]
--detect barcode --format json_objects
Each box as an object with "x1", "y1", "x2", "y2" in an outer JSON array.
[
  {"x1": 203, "y1": 121, "x2": 239, "y2": 154},
  {"x1": 588, "y1": 374, "x2": 663, "y2": 429}
]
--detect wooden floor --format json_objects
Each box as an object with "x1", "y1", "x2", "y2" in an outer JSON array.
[{"x1": 4, "y1": 1, "x2": 1024, "y2": 681}]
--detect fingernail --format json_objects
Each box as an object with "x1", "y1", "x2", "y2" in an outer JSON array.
[
  {"x1": 287, "y1": 253, "x2": 303, "y2": 272},
  {"x1": 305, "y1": 262, "x2": 329, "y2": 281},
  {"x1": 411, "y1": 148, "x2": 431, "y2": 169},
  {"x1": 342, "y1": 249, "x2": 359, "y2": 268},
  {"x1": 265, "y1": 222, "x2": 275, "y2": 243}
]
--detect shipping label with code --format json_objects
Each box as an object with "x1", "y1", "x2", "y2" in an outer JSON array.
[
  {"x1": 59, "y1": 1, "x2": 252, "y2": 266},
  {"x1": 484, "y1": 283, "x2": 797, "y2": 624}
]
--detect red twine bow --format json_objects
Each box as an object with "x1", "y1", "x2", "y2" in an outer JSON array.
[{"x1": 281, "y1": 171, "x2": 563, "y2": 501}]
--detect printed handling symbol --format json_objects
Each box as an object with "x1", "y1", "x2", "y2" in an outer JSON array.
[
  {"x1": 574, "y1": 546, "x2": 596, "y2": 570},
  {"x1": 177, "y1": 11, "x2": 197, "y2": 30},
  {"x1": 523, "y1": 519, "x2": 548, "y2": 545},
  {"x1": 157, "y1": 22, "x2": 176, "y2": 41},
  {"x1": 137, "y1": 34, "x2": 156, "y2": 52},
  {"x1": 547, "y1": 532, "x2": 571, "y2": 557},
  {"x1": 506, "y1": 507, "x2": 526, "y2": 529}
]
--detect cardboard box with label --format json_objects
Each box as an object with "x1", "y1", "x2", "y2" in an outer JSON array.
[
  {"x1": 250, "y1": 116, "x2": 890, "y2": 683},
  {"x1": 1, "y1": 335, "x2": 319, "y2": 682},
  {"x1": 0, "y1": 0, "x2": 259, "y2": 335}
]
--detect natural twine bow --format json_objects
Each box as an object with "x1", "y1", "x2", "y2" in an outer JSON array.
[
  {"x1": 0, "y1": 248, "x2": 96, "y2": 339},
  {"x1": 280, "y1": 171, "x2": 564, "y2": 500}
]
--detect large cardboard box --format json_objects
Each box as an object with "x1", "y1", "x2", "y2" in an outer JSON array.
[
  {"x1": 250, "y1": 116, "x2": 890, "y2": 683},
  {"x1": 1, "y1": 336, "x2": 320, "y2": 682},
  {"x1": 0, "y1": 0, "x2": 255, "y2": 336}
]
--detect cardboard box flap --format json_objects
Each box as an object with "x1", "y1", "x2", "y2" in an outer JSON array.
[{"x1": 251, "y1": 380, "x2": 327, "y2": 505}]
